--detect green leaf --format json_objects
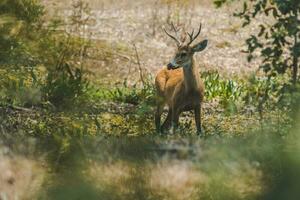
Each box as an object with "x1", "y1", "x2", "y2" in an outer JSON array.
[{"x1": 258, "y1": 25, "x2": 266, "y2": 37}]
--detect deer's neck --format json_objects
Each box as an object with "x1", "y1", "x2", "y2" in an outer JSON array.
[{"x1": 183, "y1": 58, "x2": 200, "y2": 92}]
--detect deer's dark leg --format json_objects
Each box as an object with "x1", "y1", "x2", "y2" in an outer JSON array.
[
  {"x1": 194, "y1": 104, "x2": 202, "y2": 135},
  {"x1": 171, "y1": 100, "x2": 182, "y2": 134},
  {"x1": 161, "y1": 109, "x2": 172, "y2": 133},
  {"x1": 169, "y1": 89, "x2": 187, "y2": 134},
  {"x1": 171, "y1": 109, "x2": 180, "y2": 134},
  {"x1": 155, "y1": 104, "x2": 164, "y2": 133}
]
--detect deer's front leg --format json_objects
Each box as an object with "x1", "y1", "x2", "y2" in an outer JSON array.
[
  {"x1": 171, "y1": 99, "x2": 182, "y2": 134},
  {"x1": 194, "y1": 104, "x2": 202, "y2": 135},
  {"x1": 171, "y1": 110, "x2": 180, "y2": 134}
]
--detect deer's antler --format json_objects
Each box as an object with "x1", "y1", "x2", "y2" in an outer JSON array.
[
  {"x1": 163, "y1": 22, "x2": 182, "y2": 47},
  {"x1": 186, "y1": 23, "x2": 202, "y2": 46}
]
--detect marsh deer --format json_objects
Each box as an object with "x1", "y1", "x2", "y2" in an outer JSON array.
[{"x1": 155, "y1": 23, "x2": 208, "y2": 135}]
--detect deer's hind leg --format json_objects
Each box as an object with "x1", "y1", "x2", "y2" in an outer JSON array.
[
  {"x1": 155, "y1": 103, "x2": 165, "y2": 133},
  {"x1": 161, "y1": 108, "x2": 173, "y2": 133}
]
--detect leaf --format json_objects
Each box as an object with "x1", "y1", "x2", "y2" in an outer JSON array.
[
  {"x1": 242, "y1": 15, "x2": 250, "y2": 27},
  {"x1": 262, "y1": 47, "x2": 273, "y2": 57},
  {"x1": 243, "y1": 2, "x2": 248, "y2": 14},
  {"x1": 258, "y1": 25, "x2": 266, "y2": 37},
  {"x1": 272, "y1": 8, "x2": 279, "y2": 18},
  {"x1": 213, "y1": 0, "x2": 224, "y2": 8},
  {"x1": 247, "y1": 54, "x2": 254, "y2": 62}
]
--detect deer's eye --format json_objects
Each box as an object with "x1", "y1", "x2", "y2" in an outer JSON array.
[{"x1": 181, "y1": 53, "x2": 187, "y2": 57}]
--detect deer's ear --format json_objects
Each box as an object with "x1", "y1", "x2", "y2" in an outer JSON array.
[{"x1": 192, "y1": 40, "x2": 208, "y2": 53}]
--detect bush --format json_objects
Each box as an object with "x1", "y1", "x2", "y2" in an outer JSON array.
[
  {"x1": 0, "y1": 68, "x2": 42, "y2": 106},
  {"x1": 214, "y1": 0, "x2": 300, "y2": 114},
  {"x1": 0, "y1": 0, "x2": 91, "y2": 109}
]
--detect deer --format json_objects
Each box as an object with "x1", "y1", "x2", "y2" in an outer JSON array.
[{"x1": 155, "y1": 23, "x2": 208, "y2": 135}]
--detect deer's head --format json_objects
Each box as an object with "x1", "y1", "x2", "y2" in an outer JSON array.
[{"x1": 164, "y1": 23, "x2": 208, "y2": 70}]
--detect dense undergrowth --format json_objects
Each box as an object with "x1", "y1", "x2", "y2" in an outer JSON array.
[{"x1": 1, "y1": 0, "x2": 300, "y2": 200}]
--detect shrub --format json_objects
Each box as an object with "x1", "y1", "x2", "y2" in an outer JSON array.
[
  {"x1": 214, "y1": 0, "x2": 300, "y2": 113},
  {"x1": 0, "y1": 0, "x2": 91, "y2": 109}
]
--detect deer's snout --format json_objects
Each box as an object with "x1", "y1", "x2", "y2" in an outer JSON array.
[
  {"x1": 167, "y1": 59, "x2": 180, "y2": 70},
  {"x1": 167, "y1": 63, "x2": 175, "y2": 70}
]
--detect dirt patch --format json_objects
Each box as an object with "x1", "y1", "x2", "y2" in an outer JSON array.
[{"x1": 42, "y1": 0, "x2": 262, "y2": 84}]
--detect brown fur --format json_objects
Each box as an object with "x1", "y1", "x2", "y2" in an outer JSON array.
[{"x1": 155, "y1": 59, "x2": 205, "y2": 134}]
